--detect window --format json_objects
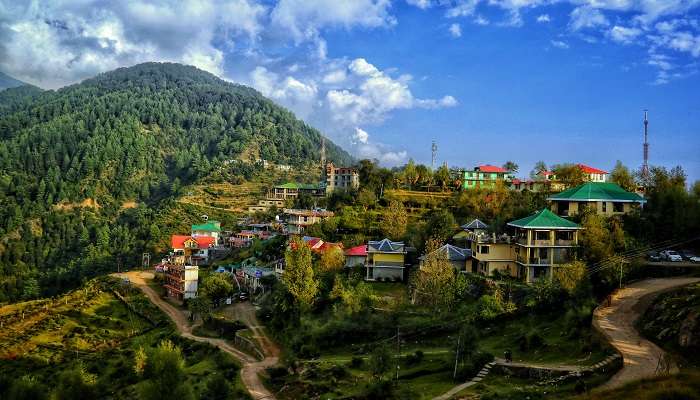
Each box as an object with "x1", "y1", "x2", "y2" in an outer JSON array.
[
  {"x1": 480, "y1": 245, "x2": 490, "y2": 254},
  {"x1": 602, "y1": 201, "x2": 607, "y2": 212},
  {"x1": 613, "y1": 202, "x2": 624, "y2": 212},
  {"x1": 535, "y1": 231, "x2": 550, "y2": 241}
]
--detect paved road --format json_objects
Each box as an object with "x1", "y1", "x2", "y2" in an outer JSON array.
[
  {"x1": 119, "y1": 271, "x2": 278, "y2": 400},
  {"x1": 593, "y1": 277, "x2": 700, "y2": 390}
]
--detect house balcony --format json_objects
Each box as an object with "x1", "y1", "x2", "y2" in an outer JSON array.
[{"x1": 554, "y1": 239, "x2": 576, "y2": 246}]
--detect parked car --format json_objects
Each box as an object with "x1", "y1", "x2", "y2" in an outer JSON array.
[
  {"x1": 647, "y1": 251, "x2": 661, "y2": 262},
  {"x1": 660, "y1": 250, "x2": 683, "y2": 262},
  {"x1": 679, "y1": 250, "x2": 700, "y2": 263}
]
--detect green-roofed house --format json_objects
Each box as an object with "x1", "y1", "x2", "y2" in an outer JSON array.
[
  {"x1": 547, "y1": 182, "x2": 646, "y2": 217},
  {"x1": 271, "y1": 182, "x2": 325, "y2": 200},
  {"x1": 192, "y1": 220, "x2": 221, "y2": 244},
  {"x1": 507, "y1": 209, "x2": 582, "y2": 283}
]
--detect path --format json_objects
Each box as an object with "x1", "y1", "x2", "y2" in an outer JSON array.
[
  {"x1": 118, "y1": 271, "x2": 278, "y2": 400},
  {"x1": 593, "y1": 277, "x2": 700, "y2": 390}
]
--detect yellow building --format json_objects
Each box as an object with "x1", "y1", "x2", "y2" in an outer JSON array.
[
  {"x1": 366, "y1": 238, "x2": 407, "y2": 281},
  {"x1": 507, "y1": 209, "x2": 582, "y2": 283},
  {"x1": 547, "y1": 182, "x2": 646, "y2": 217},
  {"x1": 469, "y1": 232, "x2": 519, "y2": 278}
]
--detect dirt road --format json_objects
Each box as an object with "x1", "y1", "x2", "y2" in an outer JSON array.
[
  {"x1": 593, "y1": 277, "x2": 700, "y2": 390},
  {"x1": 119, "y1": 271, "x2": 278, "y2": 400}
]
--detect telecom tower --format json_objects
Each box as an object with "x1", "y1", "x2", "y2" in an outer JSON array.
[
  {"x1": 431, "y1": 141, "x2": 437, "y2": 169},
  {"x1": 642, "y1": 110, "x2": 649, "y2": 180}
]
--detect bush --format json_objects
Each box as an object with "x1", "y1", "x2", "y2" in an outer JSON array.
[
  {"x1": 266, "y1": 366, "x2": 288, "y2": 384},
  {"x1": 362, "y1": 380, "x2": 394, "y2": 399},
  {"x1": 350, "y1": 356, "x2": 364, "y2": 369},
  {"x1": 517, "y1": 331, "x2": 546, "y2": 352},
  {"x1": 329, "y1": 364, "x2": 348, "y2": 379},
  {"x1": 405, "y1": 350, "x2": 424, "y2": 366},
  {"x1": 299, "y1": 344, "x2": 320, "y2": 359}
]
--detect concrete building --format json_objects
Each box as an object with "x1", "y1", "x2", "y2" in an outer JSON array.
[
  {"x1": 248, "y1": 198, "x2": 285, "y2": 213},
  {"x1": 344, "y1": 245, "x2": 368, "y2": 268},
  {"x1": 283, "y1": 208, "x2": 335, "y2": 234},
  {"x1": 577, "y1": 164, "x2": 608, "y2": 182},
  {"x1": 271, "y1": 182, "x2": 325, "y2": 200},
  {"x1": 191, "y1": 221, "x2": 221, "y2": 244},
  {"x1": 366, "y1": 238, "x2": 407, "y2": 281},
  {"x1": 469, "y1": 232, "x2": 519, "y2": 278},
  {"x1": 325, "y1": 162, "x2": 359, "y2": 194},
  {"x1": 419, "y1": 244, "x2": 472, "y2": 273},
  {"x1": 548, "y1": 182, "x2": 646, "y2": 217},
  {"x1": 507, "y1": 209, "x2": 582, "y2": 283},
  {"x1": 462, "y1": 165, "x2": 514, "y2": 190},
  {"x1": 164, "y1": 264, "x2": 199, "y2": 300}
]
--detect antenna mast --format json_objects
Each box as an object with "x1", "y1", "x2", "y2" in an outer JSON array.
[
  {"x1": 431, "y1": 140, "x2": 437, "y2": 169},
  {"x1": 642, "y1": 110, "x2": 649, "y2": 180}
]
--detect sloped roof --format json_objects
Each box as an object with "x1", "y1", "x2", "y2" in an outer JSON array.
[
  {"x1": 577, "y1": 164, "x2": 608, "y2": 174},
  {"x1": 476, "y1": 165, "x2": 508, "y2": 173},
  {"x1": 302, "y1": 236, "x2": 324, "y2": 248},
  {"x1": 421, "y1": 244, "x2": 472, "y2": 261},
  {"x1": 345, "y1": 245, "x2": 368, "y2": 256},
  {"x1": 171, "y1": 235, "x2": 216, "y2": 249},
  {"x1": 547, "y1": 182, "x2": 646, "y2": 203},
  {"x1": 192, "y1": 221, "x2": 221, "y2": 232},
  {"x1": 507, "y1": 209, "x2": 582, "y2": 229},
  {"x1": 276, "y1": 182, "x2": 322, "y2": 190},
  {"x1": 368, "y1": 238, "x2": 405, "y2": 253},
  {"x1": 462, "y1": 218, "x2": 488, "y2": 230}
]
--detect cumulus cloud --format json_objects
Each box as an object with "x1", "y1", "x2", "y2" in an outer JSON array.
[
  {"x1": 609, "y1": 25, "x2": 643, "y2": 44},
  {"x1": 536, "y1": 14, "x2": 551, "y2": 23},
  {"x1": 449, "y1": 23, "x2": 462, "y2": 37},
  {"x1": 569, "y1": 6, "x2": 609, "y2": 31},
  {"x1": 352, "y1": 127, "x2": 370, "y2": 144},
  {"x1": 406, "y1": 0, "x2": 432, "y2": 9}
]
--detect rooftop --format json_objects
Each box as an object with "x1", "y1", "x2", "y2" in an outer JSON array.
[
  {"x1": 192, "y1": 221, "x2": 221, "y2": 232},
  {"x1": 275, "y1": 182, "x2": 323, "y2": 190},
  {"x1": 171, "y1": 235, "x2": 216, "y2": 249},
  {"x1": 461, "y1": 218, "x2": 489, "y2": 230},
  {"x1": 475, "y1": 164, "x2": 508, "y2": 173},
  {"x1": 284, "y1": 208, "x2": 335, "y2": 217},
  {"x1": 547, "y1": 182, "x2": 646, "y2": 203},
  {"x1": 420, "y1": 244, "x2": 472, "y2": 261},
  {"x1": 368, "y1": 238, "x2": 406, "y2": 253},
  {"x1": 577, "y1": 164, "x2": 608, "y2": 174},
  {"x1": 345, "y1": 244, "x2": 368, "y2": 256},
  {"x1": 507, "y1": 209, "x2": 582, "y2": 229}
]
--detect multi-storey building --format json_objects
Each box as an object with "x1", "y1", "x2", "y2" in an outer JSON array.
[
  {"x1": 271, "y1": 182, "x2": 325, "y2": 200},
  {"x1": 469, "y1": 232, "x2": 518, "y2": 277},
  {"x1": 577, "y1": 164, "x2": 608, "y2": 182},
  {"x1": 547, "y1": 182, "x2": 646, "y2": 217},
  {"x1": 462, "y1": 165, "x2": 514, "y2": 190},
  {"x1": 366, "y1": 238, "x2": 407, "y2": 281},
  {"x1": 191, "y1": 220, "x2": 221, "y2": 244},
  {"x1": 507, "y1": 209, "x2": 582, "y2": 283},
  {"x1": 283, "y1": 208, "x2": 335, "y2": 234},
  {"x1": 325, "y1": 162, "x2": 359, "y2": 194},
  {"x1": 164, "y1": 264, "x2": 199, "y2": 300}
]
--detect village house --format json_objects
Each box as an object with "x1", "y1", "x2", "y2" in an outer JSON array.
[
  {"x1": 419, "y1": 244, "x2": 472, "y2": 273},
  {"x1": 170, "y1": 235, "x2": 216, "y2": 265},
  {"x1": 325, "y1": 162, "x2": 360, "y2": 194},
  {"x1": 191, "y1": 220, "x2": 221, "y2": 244},
  {"x1": 365, "y1": 238, "x2": 407, "y2": 281},
  {"x1": 302, "y1": 236, "x2": 343, "y2": 254},
  {"x1": 248, "y1": 198, "x2": 285, "y2": 213},
  {"x1": 453, "y1": 218, "x2": 488, "y2": 246},
  {"x1": 271, "y1": 182, "x2": 325, "y2": 200},
  {"x1": 469, "y1": 232, "x2": 518, "y2": 278},
  {"x1": 578, "y1": 164, "x2": 608, "y2": 182},
  {"x1": 163, "y1": 264, "x2": 199, "y2": 300},
  {"x1": 344, "y1": 245, "x2": 368, "y2": 268},
  {"x1": 462, "y1": 165, "x2": 514, "y2": 190},
  {"x1": 283, "y1": 208, "x2": 335, "y2": 234},
  {"x1": 547, "y1": 182, "x2": 646, "y2": 217},
  {"x1": 508, "y1": 209, "x2": 582, "y2": 283}
]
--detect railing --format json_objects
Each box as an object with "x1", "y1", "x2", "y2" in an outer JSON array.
[
  {"x1": 554, "y1": 239, "x2": 575, "y2": 246},
  {"x1": 533, "y1": 239, "x2": 552, "y2": 246},
  {"x1": 528, "y1": 257, "x2": 551, "y2": 265}
]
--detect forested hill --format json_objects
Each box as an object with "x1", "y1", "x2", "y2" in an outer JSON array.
[
  {"x1": 0, "y1": 71, "x2": 28, "y2": 91},
  {"x1": 0, "y1": 62, "x2": 351, "y2": 302}
]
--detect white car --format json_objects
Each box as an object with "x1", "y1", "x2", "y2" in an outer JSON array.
[{"x1": 660, "y1": 250, "x2": 683, "y2": 262}]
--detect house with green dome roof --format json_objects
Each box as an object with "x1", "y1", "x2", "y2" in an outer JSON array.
[
  {"x1": 507, "y1": 209, "x2": 582, "y2": 283},
  {"x1": 547, "y1": 182, "x2": 646, "y2": 217}
]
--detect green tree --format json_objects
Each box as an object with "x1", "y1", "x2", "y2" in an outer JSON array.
[
  {"x1": 140, "y1": 340, "x2": 194, "y2": 400},
  {"x1": 54, "y1": 365, "x2": 98, "y2": 400},
  {"x1": 187, "y1": 295, "x2": 213, "y2": 322},
  {"x1": 368, "y1": 345, "x2": 392, "y2": 380},
  {"x1": 553, "y1": 163, "x2": 587, "y2": 188},
  {"x1": 530, "y1": 161, "x2": 548, "y2": 179},
  {"x1": 381, "y1": 200, "x2": 408, "y2": 240},
  {"x1": 403, "y1": 159, "x2": 418, "y2": 189},
  {"x1": 580, "y1": 213, "x2": 612, "y2": 264},
  {"x1": 414, "y1": 238, "x2": 456, "y2": 308},
  {"x1": 6, "y1": 376, "x2": 48, "y2": 400},
  {"x1": 423, "y1": 209, "x2": 457, "y2": 243},
  {"x1": 199, "y1": 274, "x2": 233, "y2": 304},
  {"x1": 502, "y1": 161, "x2": 519, "y2": 173},
  {"x1": 357, "y1": 188, "x2": 377, "y2": 211},
  {"x1": 554, "y1": 261, "x2": 588, "y2": 295},
  {"x1": 435, "y1": 164, "x2": 451, "y2": 191},
  {"x1": 283, "y1": 237, "x2": 318, "y2": 307},
  {"x1": 318, "y1": 246, "x2": 345, "y2": 273},
  {"x1": 200, "y1": 373, "x2": 232, "y2": 400},
  {"x1": 610, "y1": 160, "x2": 636, "y2": 191}
]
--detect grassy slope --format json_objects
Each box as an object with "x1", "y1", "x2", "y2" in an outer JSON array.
[{"x1": 0, "y1": 277, "x2": 248, "y2": 398}]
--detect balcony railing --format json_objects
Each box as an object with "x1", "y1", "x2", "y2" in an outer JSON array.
[
  {"x1": 528, "y1": 257, "x2": 551, "y2": 265},
  {"x1": 554, "y1": 239, "x2": 575, "y2": 246}
]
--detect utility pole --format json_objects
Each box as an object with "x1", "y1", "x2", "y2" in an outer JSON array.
[{"x1": 453, "y1": 334, "x2": 461, "y2": 380}]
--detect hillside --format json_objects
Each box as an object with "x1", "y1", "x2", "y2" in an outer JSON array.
[
  {"x1": 0, "y1": 62, "x2": 352, "y2": 302},
  {"x1": 0, "y1": 71, "x2": 27, "y2": 91}
]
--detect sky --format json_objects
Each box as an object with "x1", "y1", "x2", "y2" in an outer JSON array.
[{"x1": 1, "y1": 0, "x2": 699, "y2": 182}]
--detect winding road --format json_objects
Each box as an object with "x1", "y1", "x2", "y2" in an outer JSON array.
[
  {"x1": 119, "y1": 271, "x2": 279, "y2": 400},
  {"x1": 593, "y1": 277, "x2": 700, "y2": 390}
]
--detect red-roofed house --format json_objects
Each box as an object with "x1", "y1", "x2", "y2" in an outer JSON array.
[
  {"x1": 577, "y1": 164, "x2": 608, "y2": 182},
  {"x1": 170, "y1": 235, "x2": 215, "y2": 265},
  {"x1": 462, "y1": 165, "x2": 514, "y2": 190},
  {"x1": 344, "y1": 245, "x2": 367, "y2": 267}
]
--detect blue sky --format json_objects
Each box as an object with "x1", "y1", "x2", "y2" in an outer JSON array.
[{"x1": 1, "y1": 0, "x2": 699, "y2": 181}]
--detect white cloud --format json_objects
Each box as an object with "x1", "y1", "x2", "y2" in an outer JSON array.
[
  {"x1": 406, "y1": 0, "x2": 432, "y2": 9},
  {"x1": 609, "y1": 25, "x2": 642, "y2": 44},
  {"x1": 474, "y1": 15, "x2": 490, "y2": 25},
  {"x1": 446, "y1": 0, "x2": 481, "y2": 17},
  {"x1": 270, "y1": 0, "x2": 395, "y2": 43},
  {"x1": 322, "y1": 69, "x2": 347, "y2": 84},
  {"x1": 449, "y1": 23, "x2": 462, "y2": 37},
  {"x1": 550, "y1": 39, "x2": 570, "y2": 48},
  {"x1": 569, "y1": 6, "x2": 610, "y2": 31},
  {"x1": 536, "y1": 14, "x2": 551, "y2": 23}
]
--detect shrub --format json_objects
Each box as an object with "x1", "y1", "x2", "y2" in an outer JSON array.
[
  {"x1": 299, "y1": 344, "x2": 320, "y2": 359},
  {"x1": 350, "y1": 356, "x2": 364, "y2": 368},
  {"x1": 329, "y1": 364, "x2": 348, "y2": 379},
  {"x1": 517, "y1": 332, "x2": 546, "y2": 352},
  {"x1": 405, "y1": 350, "x2": 424, "y2": 366}
]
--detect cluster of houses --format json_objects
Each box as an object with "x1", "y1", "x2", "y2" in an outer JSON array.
[{"x1": 156, "y1": 158, "x2": 649, "y2": 301}]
